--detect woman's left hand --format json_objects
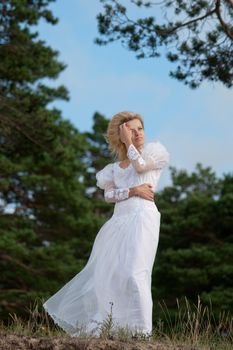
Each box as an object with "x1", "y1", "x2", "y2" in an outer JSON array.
[{"x1": 119, "y1": 122, "x2": 132, "y2": 145}]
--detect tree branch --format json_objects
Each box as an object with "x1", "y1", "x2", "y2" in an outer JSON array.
[
  {"x1": 0, "y1": 113, "x2": 46, "y2": 149},
  {"x1": 0, "y1": 253, "x2": 39, "y2": 273},
  {"x1": 216, "y1": 0, "x2": 233, "y2": 40},
  {"x1": 161, "y1": 8, "x2": 217, "y2": 36}
]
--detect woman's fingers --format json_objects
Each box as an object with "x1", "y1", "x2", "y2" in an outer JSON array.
[
  {"x1": 136, "y1": 184, "x2": 154, "y2": 201},
  {"x1": 120, "y1": 122, "x2": 128, "y2": 128},
  {"x1": 119, "y1": 123, "x2": 130, "y2": 140}
]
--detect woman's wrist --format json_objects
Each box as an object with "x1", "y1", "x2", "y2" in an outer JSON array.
[
  {"x1": 129, "y1": 186, "x2": 138, "y2": 197},
  {"x1": 123, "y1": 141, "x2": 132, "y2": 149}
]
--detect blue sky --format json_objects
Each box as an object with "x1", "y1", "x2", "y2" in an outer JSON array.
[{"x1": 38, "y1": 0, "x2": 232, "y2": 189}]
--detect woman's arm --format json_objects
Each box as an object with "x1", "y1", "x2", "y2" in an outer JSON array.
[
  {"x1": 119, "y1": 123, "x2": 169, "y2": 173},
  {"x1": 104, "y1": 184, "x2": 129, "y2": 203},
  {"x1": 104, "y1": 183, "x2": 154, "y2": 203},
  {"x1": 129, "y1": 183, "x2": 154, "y2": 201},
  {"x1": 126, "y1": 143, "x2": 155, "y2": 173}
]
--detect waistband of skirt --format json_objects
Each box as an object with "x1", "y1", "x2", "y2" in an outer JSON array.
[{"x1": 113, "y1": 197, "x2": 159, "y2": 216}]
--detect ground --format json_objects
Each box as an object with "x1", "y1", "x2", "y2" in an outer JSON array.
[{"x1": 0, "y1": 331, "x2": 207, "y2": 350}]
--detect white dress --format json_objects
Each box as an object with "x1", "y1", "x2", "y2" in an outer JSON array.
[{"x1": 43, "y1": 140, "x2": 170, "y2": 337}]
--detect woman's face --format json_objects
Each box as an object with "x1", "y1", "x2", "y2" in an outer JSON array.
[{"x1": 126, "y1": 118, "x2": 144, "y2": 149}]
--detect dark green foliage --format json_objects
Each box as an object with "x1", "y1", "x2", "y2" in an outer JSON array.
[
  {"x1": 0, "y1": 215, "x2": 86, "y2": 320},
  {"x1": 96, "y1": 0, "x2": 233, "y2": 88},
  {"x1": 152, "y1": 164, "x2": 233, "y2": 323},
  {"x1": 83, "y1": 112, "x2": 115, "y2": 220},
  {"x1": 0, "y1": 0, "x2": 96, "y2": 322}
]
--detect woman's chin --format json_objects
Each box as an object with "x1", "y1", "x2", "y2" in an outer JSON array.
[{"x1": 134, "y1": 141, "x2": 144, "y2": 150}]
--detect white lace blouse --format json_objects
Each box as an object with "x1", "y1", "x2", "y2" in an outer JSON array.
[{"x1": 96, "y1": 141, "x2": 170, "y2": 203}]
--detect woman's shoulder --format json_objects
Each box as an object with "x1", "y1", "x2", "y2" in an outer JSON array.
[
  {"x1": 142, "y1": 140, "x2": 170, "y2": 168},
  {"x1": 98, "y1": 162, "x2": 114, "y2": 171},
  {"x1": 96, "y1": 162, "x2": 115, "y2": 189},
  {"x1": 96, "y1": 163, "x2": 114, "y2": 178},
  {"x1": 142, "y1": 139, "x2": 169, "y2": 155}
]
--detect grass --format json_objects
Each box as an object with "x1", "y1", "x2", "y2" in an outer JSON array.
[
  {"x1": 1, "y1": 296, "x2": 232, "y2": 350},
  {"x1": 153, "y1": 296, "x2": 233, "y2": 349},
  {"x1": 1, "y1": 299, "x2": 66, "y2": 338}
]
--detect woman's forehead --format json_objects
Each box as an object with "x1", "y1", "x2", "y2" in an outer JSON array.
[{"x1": 127, "y1": 119, "x2": 143, "y2": 128}]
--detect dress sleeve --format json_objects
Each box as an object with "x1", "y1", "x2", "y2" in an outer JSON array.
[
  {"x1": 127, "y1": 141, "x2": 170, "y2": 173},
  {"x1": 96, "y1": 163, "x2": 129, "y2": 203}
]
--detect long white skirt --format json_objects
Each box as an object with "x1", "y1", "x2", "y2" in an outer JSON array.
[{"x1": 43, "y1": 197, "x2": 161, "y2": 336}]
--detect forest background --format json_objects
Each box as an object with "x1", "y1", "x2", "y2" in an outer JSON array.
[{"x1": 0, "y1": 0, "x2": 233, "y2": 327}]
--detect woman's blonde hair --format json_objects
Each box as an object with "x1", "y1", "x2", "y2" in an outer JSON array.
[{"x1": 105, "y1": 111, "x2": 144, "y2": 161}]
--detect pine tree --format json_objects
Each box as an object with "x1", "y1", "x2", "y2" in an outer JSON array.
[
  {"x1": 83, "y1": 112, "x2": 115, "y2": 220},
  {"x1": 0, "y1": 0, "x2": 93, "y2": 321},
  {"x1": 152, "y1": 165, "x2": 233, "y2": 322},
  {"x1": 96, "y1": 0, "x2": 233, "y2": 88}
]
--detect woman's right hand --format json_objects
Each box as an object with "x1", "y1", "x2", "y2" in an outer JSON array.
[{"x1": 129, "y1": 183, "x2": 154, "y2": 201}]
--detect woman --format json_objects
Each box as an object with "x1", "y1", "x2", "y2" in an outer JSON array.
[{"x1": 43, "y1": 111, "x2": 170, "y2": 337}]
